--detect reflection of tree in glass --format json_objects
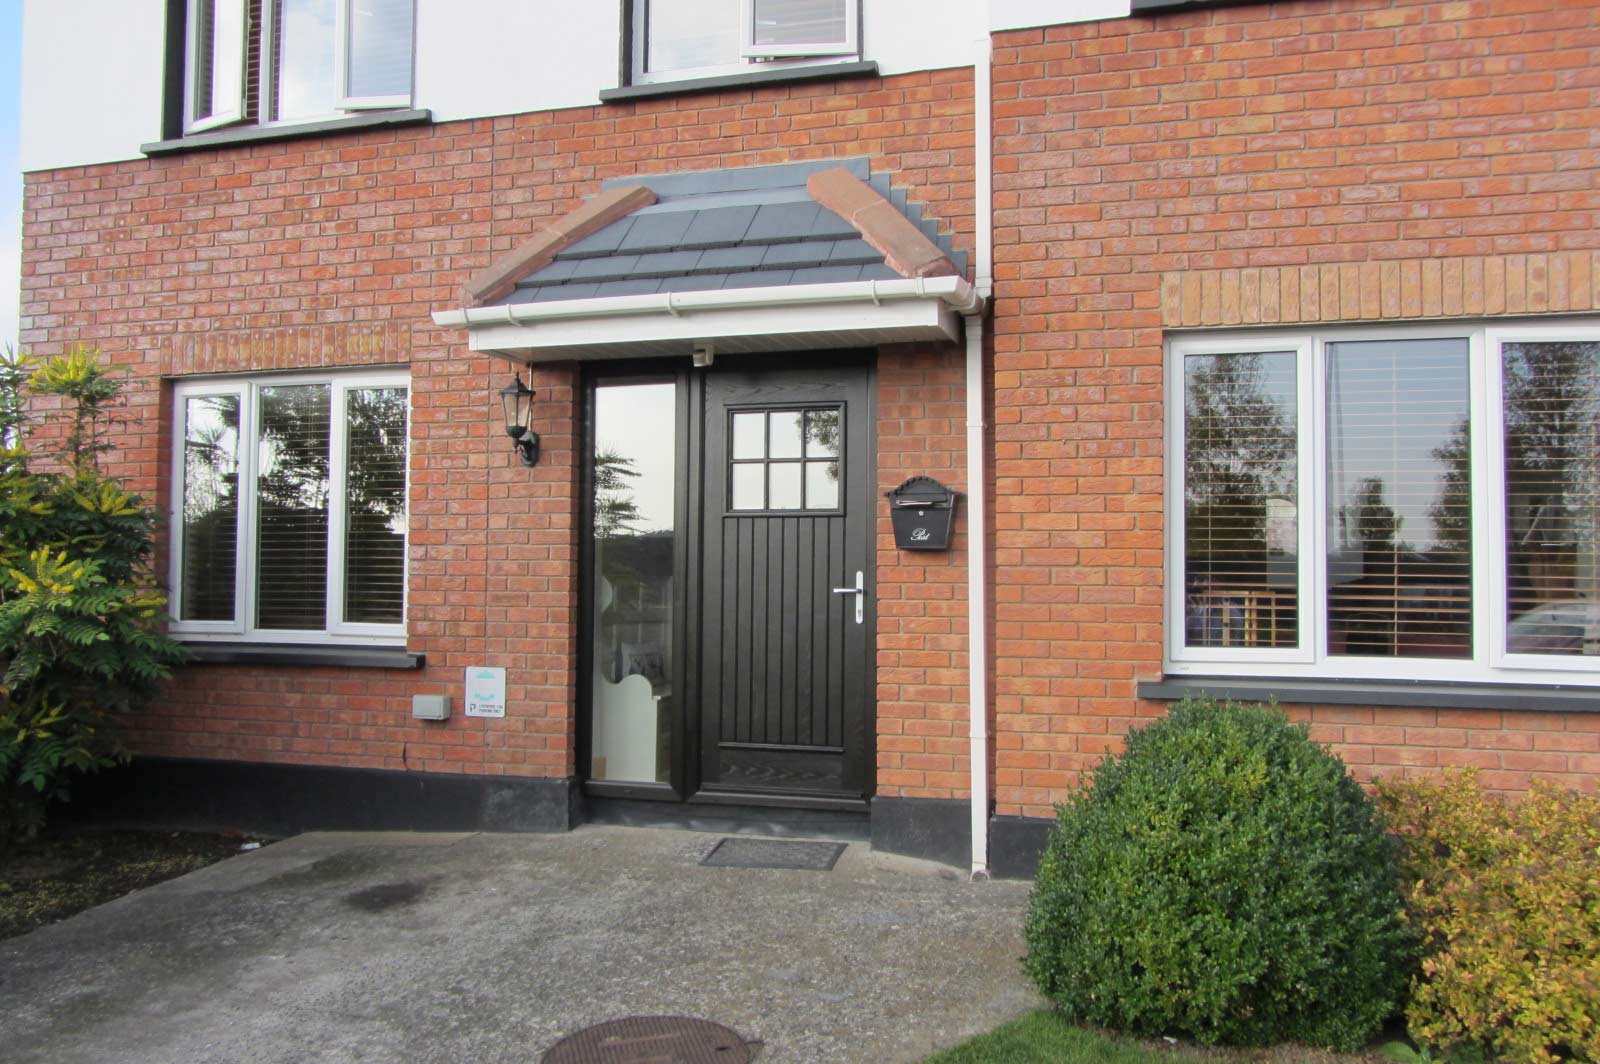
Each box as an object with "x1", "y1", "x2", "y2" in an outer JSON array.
[
  {"x1": 181, "y1": 395, "x2": 241, "y2": 622},
  {"x1": 344, "y1": 387, "x2": 407, "y2": 624},
  {"x1": 1184, "y1": 354, "x2": 1295, "y2": 576},
  {"x1": 1342, "y1": 475, "x2": 1400, "y2": 561},
  {"x1": 1430, "y1": 416, "x2": 1471, "y2": 561},
  {"x1": 594, "y1": 448, "x2": 642, "y2": 540},
  {"x1": 258, "y1": 385, "x2": 331, "y2": 511},
  {"x1": 256, "y1": 385, "x2": 331, "y2": 630},
  {"x1": 804, "y1": 408, "x2": 841, "y2": 481},
  {"x1": 1503, "y1": 342, "x2": 1600, "y2": 614}
]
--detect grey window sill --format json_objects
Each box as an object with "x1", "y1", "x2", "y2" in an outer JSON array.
[
  {"x1": 1139, "y1": 675, "x2": 1600, "y2": 713},
  {"x1": 181, "y1": 643, "x2": 424, "y2": 669},
  {"x1": 600, "y1": 61, "x2": 879, "y2": 103},
  {"x1": 141, "y1": 109, "x2": 433, "y2": 157}
]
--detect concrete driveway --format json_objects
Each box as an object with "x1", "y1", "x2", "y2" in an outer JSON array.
[{"x1": 0, "y1": 827, "x2": 1038, "y2": 1063}]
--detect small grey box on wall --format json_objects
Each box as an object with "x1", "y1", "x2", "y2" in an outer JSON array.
[{"x1": 412, "y1": 694, "x2": 451, "y2": 721}]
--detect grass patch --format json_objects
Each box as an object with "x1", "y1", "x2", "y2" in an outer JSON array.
[
  {"x1": 0, "y1": 828, "x2": 268, "y2": 940},
  {"x1": 925, "y1": 1010, "x2": 1385, "y2": 1064}
]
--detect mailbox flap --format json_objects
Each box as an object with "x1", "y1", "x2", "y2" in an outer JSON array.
[{"x1": 886, "y1": 475, "x2": 959, "y2": 509}]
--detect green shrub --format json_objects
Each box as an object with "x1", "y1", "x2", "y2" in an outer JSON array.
[
  {"x1": 1023, "y1": 696, "x2": 1412, "y2": 1051},
  {"x1": 1377, "y1": 771, "x2": 1600, "y2": 1064},
  {"x1": 0, "y1": 347, "x2": 186, "y2": 847}
]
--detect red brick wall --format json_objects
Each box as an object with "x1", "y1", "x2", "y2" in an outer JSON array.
[
  {"x1": 989, "y1": 0, "x2": 1600, "y2": 819},
  {"x1": 20, "y1": 69, "x2": 976, "y2": 783},
  {"x1": 876, "y1": 343, "x2": 971, "y2": 800}
]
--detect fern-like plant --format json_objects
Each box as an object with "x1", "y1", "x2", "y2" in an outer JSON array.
[{"x1": 0, "y1": 346, "x2": 187, "y2": 848}]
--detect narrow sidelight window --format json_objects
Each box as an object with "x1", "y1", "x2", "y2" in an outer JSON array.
[
  {"x1": 1182, "y1": 351, "x2": 1299, "y2": 650},
  {"x1": 1503, "y1": 340, "x2": 1600, "y2": 658}
]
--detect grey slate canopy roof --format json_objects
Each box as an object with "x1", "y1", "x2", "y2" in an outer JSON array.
[{"x1": 498, "y1": 158, "x2": 967, "y2": 306}]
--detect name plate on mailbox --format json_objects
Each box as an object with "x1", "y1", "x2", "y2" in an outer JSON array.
[{"x1": 886, "y1": 475, "x2": 960, "y2": 551}]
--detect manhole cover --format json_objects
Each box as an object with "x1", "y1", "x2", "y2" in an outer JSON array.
[
  {"x1": 542, "y1": 1016, "x2": 756, "y2": 1064},
  {"x1": 700, "y1": 837, "x2": 846, "y2": 871}
]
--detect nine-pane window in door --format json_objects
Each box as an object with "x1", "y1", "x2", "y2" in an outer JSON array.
[
  {"x1": 170, "y1": 372, "x2": 409, "y2": 643},
  {"x1": 634, "y1": 0, "x2": 859, "y2": 84},
  {"x1": 1168, "y1": 321, "x2": 1600, "y2": 684}
]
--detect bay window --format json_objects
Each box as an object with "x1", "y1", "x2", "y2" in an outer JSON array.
[
  {"x1": 1167, "y1": 321, "x2": 1600, "y2": 684},
  {"x1": 170, "y1": 372, "x2": 409, "y2": 644},
  {"x1": 183, "y1": 0, "x2": 415, "y2": 134},
  {"x1": 633, "y1": 0, "x2": 860, "y2": 84}
]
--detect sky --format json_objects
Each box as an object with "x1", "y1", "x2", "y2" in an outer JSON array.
[{"x1": 0, "y1": 0, "x2": 19, "y2": 350}]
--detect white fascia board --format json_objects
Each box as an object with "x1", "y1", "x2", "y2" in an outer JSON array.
[
  {"x1": 432, "y1": 278, "x2": 981, "y2": 362},
  {"x1": 462, "y1": 299, "x2": 963, "y2": 362}
]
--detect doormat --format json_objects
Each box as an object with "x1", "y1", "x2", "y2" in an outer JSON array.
[{"x1": 700, "y1": 837, "x2": 847, "y2": 871}]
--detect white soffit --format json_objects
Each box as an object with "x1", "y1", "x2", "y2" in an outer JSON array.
[{"x1": 433, "y1": 279, "x2": 979, "y2": 364}]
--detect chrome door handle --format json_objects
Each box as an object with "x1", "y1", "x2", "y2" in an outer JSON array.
[{"x1": 831, "y1": 570, "x2": 865, "y2": 625}]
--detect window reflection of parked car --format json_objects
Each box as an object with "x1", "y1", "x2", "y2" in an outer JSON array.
[{"x1": 1506, "y1": 601, "x2": 1600, "y2": 656}]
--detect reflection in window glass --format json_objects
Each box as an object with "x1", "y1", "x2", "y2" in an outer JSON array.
[
  {"x1": 272, "y1": 0, "x2": 337, "y2": 121},
  {"x1": 345, "y1": 0, "x2": 413, "y2": 99},
  {"x1": 1326, "y1": 339, "x2": 1471, "y2": 658},
  {"x1": 192, "y1": 0, "x2": 245, "y2": 124},
  {"x1": 769, "y1": 410, "x2": 803, "y2": 458},
  {"x1": 1183, "y1": 353, "x2": 1298, "y2": 649},
  {"x1": 806, "y1": 460, "x2": 839, "y2": 509},
  {"x1": 1504, "y1": 341, "x2": 1600, "y2": 657},
  {"x1": 729, "y1": 407, "x2": 844, "y2": 511},
  {"x1": 769, "y1": 462, "x2": 803, "y2": 509},
  {"x1": 181, "y1": 394, "x2": 241, "y2": 621},
  {"x1": 590, "y1": 381, "x2": 676, "y2": 784},
  {"x1": 344, "y1": 386, "x2": 407, "y2": 625},
  {"x1": 751, "y1": 0, "x2": 848, "y2": 47},
  {"x1": 256, "y1": 384, "x2": 332, "y2": 630},
  {"x1": 647, "y1": 0, "x2": 740, "y2": 73},
  {"x1": 732, "y1": 412, "x2": 765, "y2": 459}
]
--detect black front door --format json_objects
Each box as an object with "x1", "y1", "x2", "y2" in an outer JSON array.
[
  {"x1": 582, "y1": 357, "x2": 874, "y2": 808},
  {"x1": 695, "y1": 361, "x2": 874, "y2": 803}
]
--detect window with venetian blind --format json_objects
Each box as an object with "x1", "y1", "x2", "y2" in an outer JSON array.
[
  {"x1": 170, "y1": 372, "x2": 409, "y2": 644},
  {"x1": 633, "y1": 0, "x2": 860, "y2": 84},
  {"x1": 1167, "y1": 322, "x2": 1600, "y2": 683}
]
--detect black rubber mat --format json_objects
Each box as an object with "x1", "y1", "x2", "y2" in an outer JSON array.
[{"x1": 699, "y1": 837, "x2": 847, "y2": 871}]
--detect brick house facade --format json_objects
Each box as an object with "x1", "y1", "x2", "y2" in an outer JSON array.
[{"x1": 18, "y1": 0, "x2": 1599, "y2": 875}]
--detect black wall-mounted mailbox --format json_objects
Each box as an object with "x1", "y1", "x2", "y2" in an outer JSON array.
[{"x1": 886, "y1": 476, "x2": 960, "y2": 551}]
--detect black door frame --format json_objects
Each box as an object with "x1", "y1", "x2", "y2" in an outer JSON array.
[{"x1": 577, "y1": 352, "x2": 877, "y2": 811}]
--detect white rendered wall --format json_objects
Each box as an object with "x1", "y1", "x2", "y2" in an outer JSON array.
[
  {"x1": 21, "y1": 0, "x2": 1137, "y2": 173},
  {"x1": 21, "y1": 0, "x2": 168, "y2": 172},
  {"x1": 991, "y1": 0, "x2": 1130, "y2": 32}
]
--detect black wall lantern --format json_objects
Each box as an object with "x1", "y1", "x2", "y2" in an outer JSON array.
[
  {"x1": 886, "y1": 476, "x2": 960, "y2": 551},
  {"x1": 499, "y1": 373, "x2": 540, "y2": 467}
]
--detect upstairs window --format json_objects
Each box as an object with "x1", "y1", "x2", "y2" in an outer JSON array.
[
  {"x1": 634, "y1": 0, "x2": 860, "y2": 84},
  {"x1": 1167, "y1": 321, "x2": 1600, "y2": 686},
  {"x1": 183, "y1": 0, "x2": 415, "y2": 134}
]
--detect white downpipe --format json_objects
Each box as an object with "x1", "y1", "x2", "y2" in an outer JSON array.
[{"x1": 967, "y1": 3, "x2": 994, "y2": 881}]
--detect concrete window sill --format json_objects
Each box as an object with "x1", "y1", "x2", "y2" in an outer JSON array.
[
  {"x1": 181, "y1": 643, "x2": 424, "y2": 669},
  {"x1": 600, "y1": 61, "x2": 879, "y2": 103},
  {"x1": 141, "y1": 109, "x2": 433, "y2": 157},
  {"x1": 1138, "y1": 675, "x2": 1600, "y2": 713}
]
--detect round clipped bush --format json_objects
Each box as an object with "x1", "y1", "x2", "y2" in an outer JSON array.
[{"x1": 1023, "y1": 696, "x2": 1412, "y2": 1051}]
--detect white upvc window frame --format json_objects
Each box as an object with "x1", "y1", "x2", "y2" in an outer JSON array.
[
  {"x1": 257, "y1": 0, "x2": 416, "y2": 126},
  {"x1": 1165, "y1": 333, "x2": 1316, "y2": 669},
  {"x1": 184, "y1": 0, "x2": 250, "y2": 134},
  {"x1": 631, "y1": 0, "x2": 862, "y2": 86},
  {"x1": 740, "y1": 0, "x2": 859, "y2": 59},
  {"x1": 1165, "y1": 317, "x2": 1600, "y2": 687},
  {"x1": 334, "y1": 0, "x2": 416, "y2": 111},
  {"x1": 169, "y1": 370, "x2": 411, "y2": 647}
]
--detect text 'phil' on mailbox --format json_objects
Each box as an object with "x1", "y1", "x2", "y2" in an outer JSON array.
[{"x1": 886, "y1": 476, "x2": 961, "y2": 552}]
